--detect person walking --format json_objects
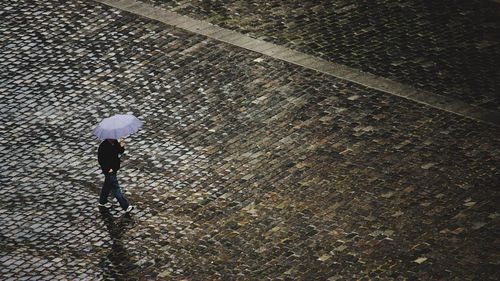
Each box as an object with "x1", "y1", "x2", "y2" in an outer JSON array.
[
  {"x1": 98, "y1": 138, "x2": 134, "y2": 213},
  {"x1": 93, "y1": 114, "x2": 142, "y2": 212}
]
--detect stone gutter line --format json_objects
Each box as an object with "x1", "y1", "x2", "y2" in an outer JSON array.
[{"x1": 92, "y1": 0, "x2": 500, "y2": 127}]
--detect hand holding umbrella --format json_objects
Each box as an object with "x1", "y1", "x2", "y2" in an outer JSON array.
[{"x1": 119, "y1": 138, "x2": 126, "y2": 148}]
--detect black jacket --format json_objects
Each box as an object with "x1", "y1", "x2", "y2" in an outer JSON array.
[{"x1": 98, "y1": 140, "x2": 125, "y2": 174}]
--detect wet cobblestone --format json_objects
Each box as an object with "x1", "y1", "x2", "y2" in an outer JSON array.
[
  {"x1": 1, "y1": 0, "x2": 499, "y2": 280},
  {"x1": 142, "y1": 0, "x2": 500, "y2": 110}
]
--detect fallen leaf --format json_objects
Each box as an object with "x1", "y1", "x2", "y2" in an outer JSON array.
[
  {"x1": 464, "y1": 201, "x2": 476, "y2": 207},
  {"x1": 414, "y1": 257, "x2": 428, "y2": 264},
  {"x1": 318, "y1": 254, "x2": 331, "y2": 261}
]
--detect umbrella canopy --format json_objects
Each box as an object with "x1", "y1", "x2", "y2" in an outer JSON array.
[{"x1": 93, "y1": 114, "x2": 143, "y2": 140}]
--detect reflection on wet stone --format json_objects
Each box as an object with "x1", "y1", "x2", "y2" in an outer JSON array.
[{"x1": 99, "y1": 209, "x2": 138, "y2": 280}]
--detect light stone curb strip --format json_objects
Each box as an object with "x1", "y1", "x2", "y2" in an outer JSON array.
[{"x1": 93, "y1": 0, "x2": 500, "y2": 127}]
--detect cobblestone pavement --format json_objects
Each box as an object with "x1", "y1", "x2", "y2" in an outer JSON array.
[
  {"x1": 141, "y1": 0, "x2": 500, "y2": 111},
  {"x1": 1, "y1": 0, "x2": 499, "y2": 280}
]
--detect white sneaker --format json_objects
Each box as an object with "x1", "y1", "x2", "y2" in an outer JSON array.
[
  {"x1": 125, "y1": 205, "x2": 135, "y2": 213},
  {"x1": 98, "y1": 202, "x2": 112, "y2": 208}
]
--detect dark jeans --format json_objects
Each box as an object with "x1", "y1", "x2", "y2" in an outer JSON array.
[{"x1": 99, "y1": 172, "x2": 130, "y2": 210}]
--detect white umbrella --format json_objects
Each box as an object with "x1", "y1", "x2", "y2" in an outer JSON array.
[{"x1": 93, "y1": 114, "x2": 143, "y2": 140}]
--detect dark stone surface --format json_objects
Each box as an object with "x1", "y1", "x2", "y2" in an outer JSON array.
[
  {"x1": 0, "y1": 0, "x2": 499, "y2": 280},
  {"x1": 143, "y1": 0, "x2": 500, "y2": 110}
]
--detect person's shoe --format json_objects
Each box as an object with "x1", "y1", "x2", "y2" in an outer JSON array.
[
  {"x1": 125, "y1": 205, "x2": 135, "y2": 213},
  {"x1": 98, "y1": 202, "x2": 112, "y2": 208}
]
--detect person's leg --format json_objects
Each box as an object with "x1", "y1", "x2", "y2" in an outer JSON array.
[
  {"x1": 108, "y1": 173, "x2": 130, "y2": 211},
  {"x1": 99, "y1": 174, "x2": 112, "y2": 204}
]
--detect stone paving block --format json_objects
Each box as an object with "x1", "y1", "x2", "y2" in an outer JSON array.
[
  {"x1": 141, "y1": 0, "x2": 500, "y2": 111},
  {"x1": 0, "y1": 0, "x2": 499, "y2": 280}
]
